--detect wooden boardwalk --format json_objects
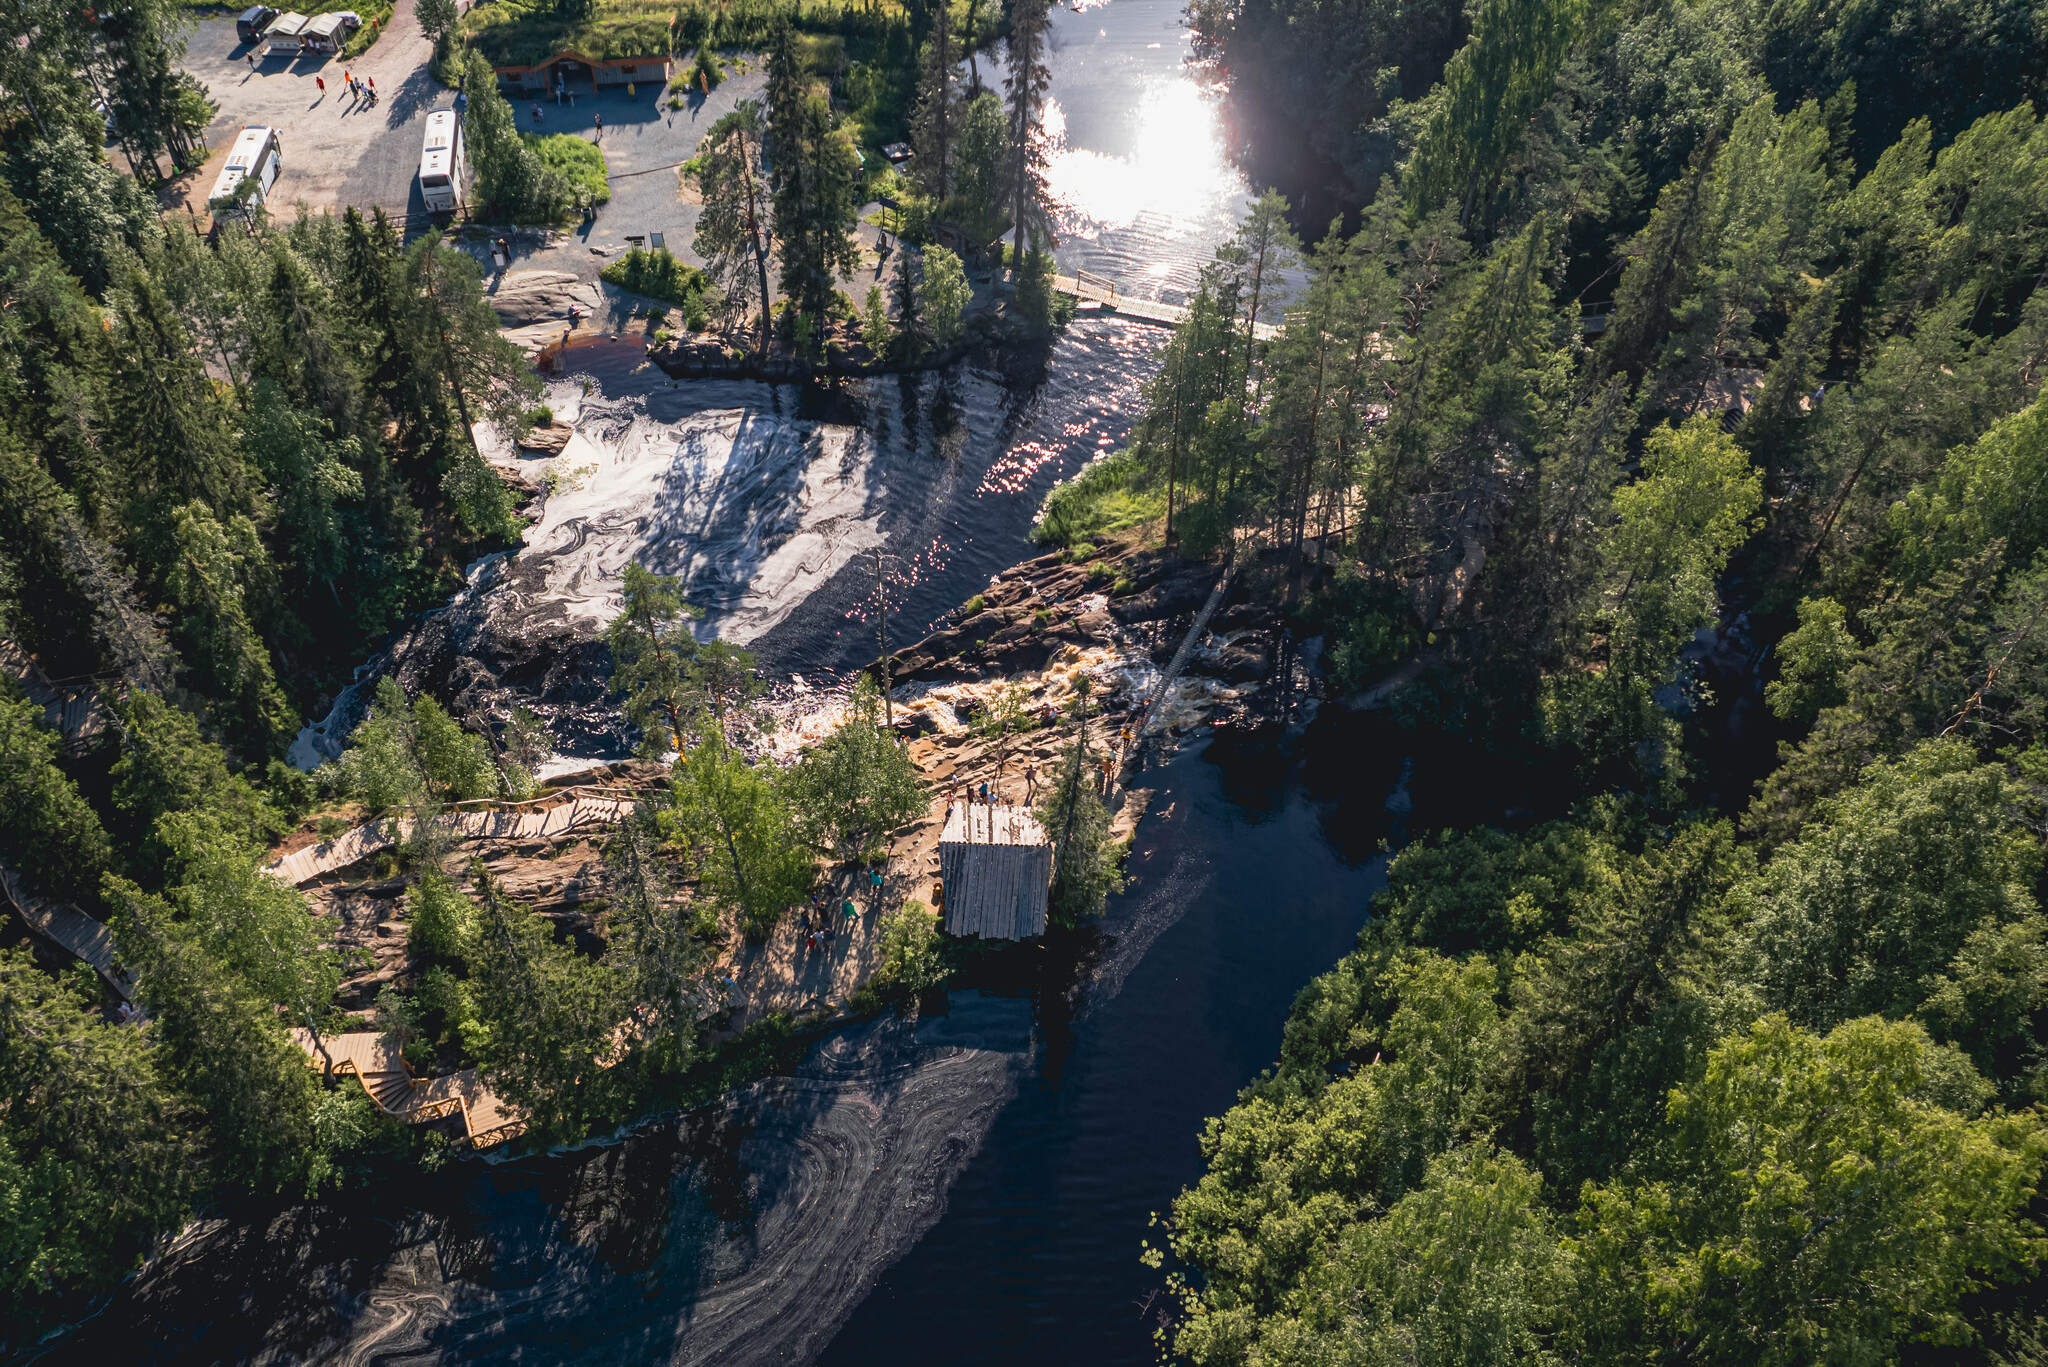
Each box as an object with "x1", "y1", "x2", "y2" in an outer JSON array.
[
  {"x1": 262, "y1": 790, "x2": 641, "y2": 886},
  {"x1": 1055, "y1": 272, "x2": 1282, "y2": 341},
  {"x1": 1, "y1": 640, "x2": 114, "y2": 756},
  {"x1": 0, "y1": 862, "x2": 136, "y2": 1000},
  {"x1": 292, "y1": 1028, "x2": 526, "y2": 1151}
]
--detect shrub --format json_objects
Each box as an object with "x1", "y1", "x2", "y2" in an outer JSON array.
[
  {"x1": 873, "y1": 900, "x2": 946, "y2": 998},
  {"x1": 919, "y1": 245, "x2": 969, "y2": 345},
  {"x1": 961, "y1": 594, "x2": 985, "y2": 617},
  {"x1": 600, "y1": 246, "x2": 713, "y2": 312},
  {"x1": 521, "y1": 132, "x2": 610, "y2": 207},
  {"x1": 1314, "y1": 566, "x2": 1422, "y2": 692},
  {"x1": 1014, "y1": 246, "x2": 1055, "y2": 329},
  {"x1": 336, "y1": 0, "x2": 392, "y2": 59},
  {"x1": 691, "y1": 45, "x2": 724, "y2": 91}
]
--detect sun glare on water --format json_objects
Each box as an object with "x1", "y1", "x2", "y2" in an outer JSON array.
[{"x1": 1045, "y1": 78, "x2": 1242, "y2": 249}]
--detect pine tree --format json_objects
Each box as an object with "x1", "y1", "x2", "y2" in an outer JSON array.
[
  {"x1": 770, "y1": 90, "x2": 863, "y2": 343},
  {"x1": 1404, "y1": 0, "x2": 1585, "y2": 225},
  {"x1": 910, "y1": 5, "x2": 961, "y2": 202},
  {"x1": 256, "y1": 242, "x2": 366, "y2": 440},
  {"x1": 108, "y1": 878, "x2": 323, "y2": 1194},
  {"x1": 954, "y1": 90, "x2": 1009, "y2": 244},
  {"x1": 465, "y1": 867, "x2": 625, "y2": 1143},
  {"x1": 1035, "y1": 681, "x2": 1123, "y2": 927},
  {"x1": 784, "y1": 674, "x2": 925, "y2": 864},
  {"x1": 164, "y1": 502, "x2": 299, "y2": 761},
  {"x1": 686, "y1": 103, "x2": 776, "y2": 351},
  {"x1": 0, "y1": 949, "x2": 196, "y2": 1340},
  {"x1": 0, "y1": 693, "x2": 114, "y2": 907},
  {"x1": 1003, "y1": 0, "x2": 1054, "y2": 270},
  {"x1": 601, "y1": 807, "x2": 708, "y2": 1067},
  {"x1": 105, "y1": 265, "x2": 249, "y2": 569},
  {"x1": 764, "y1": 16, "x2": 807, "y2": 193},
  {"x1": 604, "y1": 561, "x2": 703, "y2": 755},
  {"x1": 666, "y1": 725, "x2": 814, "y2": 938}
]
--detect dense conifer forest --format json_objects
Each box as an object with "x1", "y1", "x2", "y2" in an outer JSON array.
[
  {"x1": 8, "y1": 0, "x2": 2048, "y2": 1355},
  {"x1": 1029, "y1": 0, "x2": 2048, "y2": 1360}
]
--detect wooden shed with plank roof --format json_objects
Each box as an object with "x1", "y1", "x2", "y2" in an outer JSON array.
[{"x1": 938, "y1": 802, "x2": 1051, "y2": 940}]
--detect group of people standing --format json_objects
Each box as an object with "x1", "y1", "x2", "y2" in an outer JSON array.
[
  {"x1": 314, "y1": 69, "x2": 375, "y2": 107},
  {"x1": 798, "y1": 876, "x2": 875, "y2": 955}
]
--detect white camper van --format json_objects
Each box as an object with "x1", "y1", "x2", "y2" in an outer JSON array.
[
  {"x1": 418, "y1": 110, "x2": 467, "y2": 213},
  {"x1": 207, "y1": 126, "x2": 282, "y2": 219}
]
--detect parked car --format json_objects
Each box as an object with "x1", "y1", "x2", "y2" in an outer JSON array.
[{"x1": 235, "y1": 4, "x2": 280, "y2": 43}]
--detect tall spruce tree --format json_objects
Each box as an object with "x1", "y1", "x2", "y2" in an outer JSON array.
[
  {"x1": 1003, "y1": 0, "x2": 1053, "y2": 270},
  {"x1": 686, "y1": 103, "x2": 776, "y2": 350},
  {"x1": 911, "y1": 4, "x2": 961, "y2": 202}
]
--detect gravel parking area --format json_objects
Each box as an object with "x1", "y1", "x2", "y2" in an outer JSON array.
[
  {"x1": 173, "y1": 6, "x2": 763, "y2": 285},
  {"x1": 170, "y1": 0, "x2": 440, "y2": 220},
  {"x1": 489, "y1": 70, "x2": 768, "y2": 287}
]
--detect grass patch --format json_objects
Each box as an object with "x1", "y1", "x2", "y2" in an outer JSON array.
[
  {"x1": 461, "y1": 0, "x2": 925, "y2": 164},
  {"x1": 522, "y1": 132, "x2": 610, "y2": 205},
  {"x1": 600, "y1": 246, "x2": 715, "y2": 325},
  {"x1": 458, "y1": 0, "x2": 912, "y2": 68},
  {"x1": 1034, "y1": 449, "x2": 1166, "y2": 548},
  {"x1": 459, "y1": 0, "x2": 674, "y2": 67}
]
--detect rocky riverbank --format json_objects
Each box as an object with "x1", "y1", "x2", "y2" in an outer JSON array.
[{"x1": 281, "y1": 531, "x2": 1301, "y2": 1045}]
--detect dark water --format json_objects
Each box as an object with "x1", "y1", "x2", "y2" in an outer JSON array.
[
  {"x1": 749, "y1": 321, "x2": 1174, "y2": 677},
  {"x1": 36, "y1": 712, "x2": 1403, "y2": 1366},
  {"x1": 820, "y1": 717, "x2": 1403, "y2": 1365}
]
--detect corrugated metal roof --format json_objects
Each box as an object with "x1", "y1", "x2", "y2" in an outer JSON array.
[
  {"x1": 938, "y1": 803, "x2": 1050, "y2": 940},
  {"x1": 939, "y1": 801, "x2": 1047, "y2": 847}
]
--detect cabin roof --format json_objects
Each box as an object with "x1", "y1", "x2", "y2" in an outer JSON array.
[
  {"x1": 938, "y1": 802, "x2": 1051, "y2": 941},
  {"x1": 939, "y1": 802, "x2": 1047, "y2": 848}
]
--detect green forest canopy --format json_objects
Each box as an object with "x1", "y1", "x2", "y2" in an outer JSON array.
[
  {"x1": 1095, "y1": 0, "x2": 2048, "y2": 1361},
  {"x1": 5, "y1": 0, "x2": 2048, "y2": 1353}
]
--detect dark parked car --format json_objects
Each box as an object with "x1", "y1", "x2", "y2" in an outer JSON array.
[{"x1": 235, "y1": 5, "x2": 280, "y2": 43}]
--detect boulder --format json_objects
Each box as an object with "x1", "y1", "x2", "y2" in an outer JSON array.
[
  {"x1": 1192, "y1": 641, "x2": 1269, "y2": 683},
  {"x1": 517, "y1": 421, "x2": 571, "y2": 457}
]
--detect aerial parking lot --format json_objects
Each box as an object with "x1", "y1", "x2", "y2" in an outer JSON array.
[
  {"x1": 173, "y1": 1, "x2": 442, "y2": 222},
  {"x1": 171, "y1": 2, "x2": 761, "y2": 290}
]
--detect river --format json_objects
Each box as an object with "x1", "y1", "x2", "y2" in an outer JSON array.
[{"x1": 26, "y1": 9, "x2": 1417, "y2": 1364}]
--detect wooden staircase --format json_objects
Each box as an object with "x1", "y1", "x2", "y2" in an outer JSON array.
[{"x1": 291, "y1": 1029, "x2": 526, "y2": 1151}]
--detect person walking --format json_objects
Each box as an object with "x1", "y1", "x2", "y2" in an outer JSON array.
[
  {"x1": 1024, "y1": 764, "x2": 1038, "y2": 803},
  {"x1": 532, "y1": 103, "x2": 543, "y2": 125},
  {"x1": 366, "y1": 75, "x2": 375, "y2": 94},
  {"x1": 593, "y1": 111, "x2": 602, "y2": 137},
  {"x1": 315, "y1": 75, "x2": 324, "y2": 94},
  {"x1": 246, "y1": 52, "x2": 255, "y2": 71}
]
